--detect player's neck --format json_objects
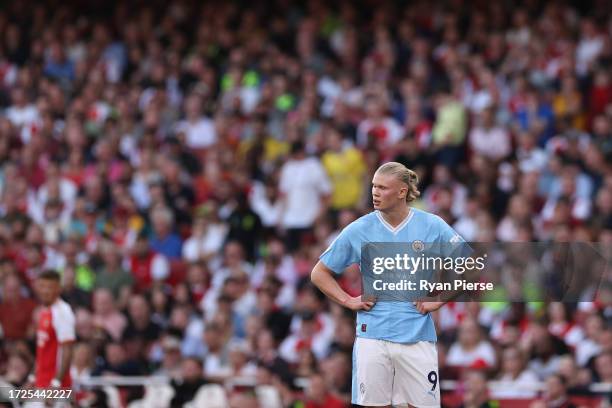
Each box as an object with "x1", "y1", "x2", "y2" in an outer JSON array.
[
  {"x1": 379, "y1": 205, "x2": 411, "y2": 228},
  {"x1": 43, "y1": 297, "x2": 59, "y2": 307}
]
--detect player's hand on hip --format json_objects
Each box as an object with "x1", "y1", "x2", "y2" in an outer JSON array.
[
  {"x1": 344, "y1": 295, "x2": 375, "y2": 311},
  {"x1": 414, "y1": 301, "x2": 444, "y2": 314}
]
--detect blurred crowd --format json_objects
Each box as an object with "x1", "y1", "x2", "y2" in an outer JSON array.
[{"x1": 0, "y1": 0, "x2": 610, "y2": 406}]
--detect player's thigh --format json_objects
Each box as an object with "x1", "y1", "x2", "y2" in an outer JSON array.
[
  {"x1": 391, "y1": 341, "x2": 440, "y2": 408},
  {"x1": 353, "y1": 337, "x2": 394, "y2": 407}
]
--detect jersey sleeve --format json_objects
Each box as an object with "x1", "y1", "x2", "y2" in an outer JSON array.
[
  {"x1": 434, "y1": 216, "x2": 470, "y2": 258},
  {"x1": 319, "y1": 226, "x2": 359, "y2": 274},
  {"x1": 52, "y1": 303, "x2": 76, "y2": 344}
]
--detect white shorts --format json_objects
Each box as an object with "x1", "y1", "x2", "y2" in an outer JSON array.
[{"x1": 352, "y1": 337, "x2": 440, "y2": 407}]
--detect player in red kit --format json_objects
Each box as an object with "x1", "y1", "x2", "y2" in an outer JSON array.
[{"x1": 33, "y1": 270, "x2": 76, "y2": 389}]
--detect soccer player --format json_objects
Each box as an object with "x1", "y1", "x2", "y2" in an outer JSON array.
[
  {"x1": 33, "y1": 270, "x2": 76, "y2": 389},
  {"x1": 311, "y1": 162, "x2": 464, "y2": 407}
]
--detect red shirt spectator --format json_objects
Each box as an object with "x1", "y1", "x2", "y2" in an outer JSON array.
[
  {"x1": 0, "y1": 274, "x2": 36, "y2": 340},
  {"x1": 304, "y1": 373, "x2": 347, "y2": 408}
]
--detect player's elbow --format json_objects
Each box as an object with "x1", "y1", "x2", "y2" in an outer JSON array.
[
  {"x1": 310, "y1": 265, "x2": 319, "y2": 285},
  {"x1": 310, "y1": 262, "x2": 327, "y2": 287}
]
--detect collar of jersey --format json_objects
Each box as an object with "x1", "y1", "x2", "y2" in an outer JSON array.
[{"x1": 375, "y1": 208, "x2": 414, "y2": 235}]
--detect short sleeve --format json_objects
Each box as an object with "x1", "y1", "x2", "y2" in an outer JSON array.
[
  {"x1": 52, "y1": 303, "x2": 76, "y2": 344},
  {"x1": 436, "y1": 216, "x2": 464, "y2": 244},
  {"x1": 434, "y1": 216, "x2": 470, "y2": 258},
  {"x1": 319, "y1": 227, "x2": 359, "y2": 274}
]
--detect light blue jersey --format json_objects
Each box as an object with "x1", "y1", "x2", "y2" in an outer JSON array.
[{"x1": 320, "y1": 207, "x2": 463, "y2": 344}]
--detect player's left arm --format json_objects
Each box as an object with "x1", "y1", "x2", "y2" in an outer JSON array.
[
  {"x1": 415, "y1": 217, "x2": 475, "y2": 314},
  {"x1": 54, "y1": 342, "x2": 74, "y2": 386},
  {"x1": 52, "y1": 303, "x2": 76, "y2": 386}
]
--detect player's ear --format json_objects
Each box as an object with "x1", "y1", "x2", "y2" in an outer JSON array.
[{"x1": 399, "y1": 186, "x2": 407, "y2": 199}]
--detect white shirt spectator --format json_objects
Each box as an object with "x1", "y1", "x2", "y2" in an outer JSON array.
[
  {"x1": 251, "y1": 255, "x2": 298, "y2": 287},
  {"x1": 468, "y1": 90, "x2": 494, "y2": 114},
  {"x1": 356, "y1": 117, "x2": 403, "y2": 148},
  {"x1": 528, "y1": 355, "x2": 562, "y2": 379},
  {"x1": 182, "y1": 223, "x2": 228, "y2": 262},
  {"x1": 279, "y1": 317, "x2": 333, "y2": 363},
  {"x1": 204, "y1": 350, "x2": 230, "y2": 378},
  {"x1": 5, "y1": 103, "x2": 38, "y2": 128},
  {"x1": 469, "y1": 125, "x2": 511, "y2": 160},
  {"x1": 453, "y1": 215, "x2": 479, "y2": 241},
  {"x1": 5, "y1": 103, "x2": 40, "y2": 144},
  {"x1": 39, "y1": 179, "x2": 77, "y2": 207},
  {"x1": 496, "y1": 217, "x2": 520, "y2": 242},
  {"x1": 175, "y1": 117, "x2": 217, "y2": 149},
  {"x1": 249, "y1": 181, "x2": 283, "y2": 227},
  {"x1": 181, "y1": 317, "x2": 206, "y2": 358},
  {"x1": 289, "y1": 312, "x2": 335, "y2": 338},
  {"x1": 576, "y1": 34, "x2": 604, "y2": 76},
  {"x1": 490, "y1": 370, "x2": 540, "y2": 398},
  {"x1": 233, "y1": 290, "x2": 258, "y2": 321},
  {"x1": 279, "y1": 157, "x2": 332, "y2": 229},
  {"x1": 540, "y1": 196, "x2": 592, "y2": 222},
  {"x1": 575, "y1": 338, "x2": 602, "y2": 366},
  {"x1": 447, "y1": 340, "x2": 497, "y2": 368},
  {"x1": 517, "y1": 146, "x2": 548, "y2": 173}
]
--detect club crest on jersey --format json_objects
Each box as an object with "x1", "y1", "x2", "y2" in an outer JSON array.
[{"x1": 412, "y1": 240, "x2": 424, "y2": 252}]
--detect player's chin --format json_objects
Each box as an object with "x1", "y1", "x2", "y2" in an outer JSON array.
[{"x1": 373, "y1": 200, "x2": 381, "y2": 209}]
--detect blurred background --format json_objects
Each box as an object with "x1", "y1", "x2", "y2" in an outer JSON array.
[{"x1": 0, "y1": 0, "x2": 610, "y2": 406}]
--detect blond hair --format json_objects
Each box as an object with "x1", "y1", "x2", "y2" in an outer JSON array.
[{"x1": 375, "y1": 162, "x2": 421, "y2": 203}]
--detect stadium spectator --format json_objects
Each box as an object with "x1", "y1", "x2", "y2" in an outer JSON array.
[
  {"x1": 129, "y1": 232, "x2": 170, "y2": 292},
  {"x1": 123, "y1": 294, "x2": 162, "y2": 345},
  {"x1": 469, "y1": 106, "x2": 512, "y2": 161},
  {"x1": 169, "y1": 356, "x2": 208, "y2": 408},
  {"x1": 181, "y1": 210, "x2": 228, "y2": 263},
  {"x1": 93, "y1": 240, "x2": 133, "y2": 299},
  {"x1": 61, "y1": 264, "x2": 91, "y2": 309},
  {"x1": 593, "y1": 351, "x2": 612, "y2": 383},
  {"x1": 2, "y1": 351, "x2": 32, "y2": 387},
  {"x1": 490, "y1": 347, "x2": 539, "y2": 398},
  {"x1": 322, "y1": 124, "x2": 366, "y2": 211},
  {"x1": 91, "y1": 288, "x2": 127, "y2": 342},
  {"x1": 0, "y1": 273, "x2": 36, "y2": 341},
  {"x1": 538, "y1": 374, "x2": 577, "y2": 408},
  {"x1": 459, "y1": 370, "x2": 495, "y2": 408},
  {"x1": 70, "y1": 342, "x2": 95, "y2": 385},
  {"x1": 447, "y1": 318, "x2": 497, "y2": 369},
  {"x1": 302, "y1": 372, "x2": 345, "y2": 408},
  {"x1": 278, "y1": 140, "x2": 332, "y2": 251}
]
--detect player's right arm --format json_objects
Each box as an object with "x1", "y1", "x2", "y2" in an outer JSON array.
[{"x1": 311, "y1": 261, "x2": 374, "y2": 311}]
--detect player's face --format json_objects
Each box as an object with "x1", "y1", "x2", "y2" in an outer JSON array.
[
  {"x1": 372, "y1": 172, "x2": 407, "y2": 211},
  {"x1": 35, "y1": 278, "x2": 60, "y2": 306}
]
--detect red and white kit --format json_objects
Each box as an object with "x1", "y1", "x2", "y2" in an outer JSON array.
[{"x1": 35, "y1": 299, "x2": 76, "y2": 388}]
